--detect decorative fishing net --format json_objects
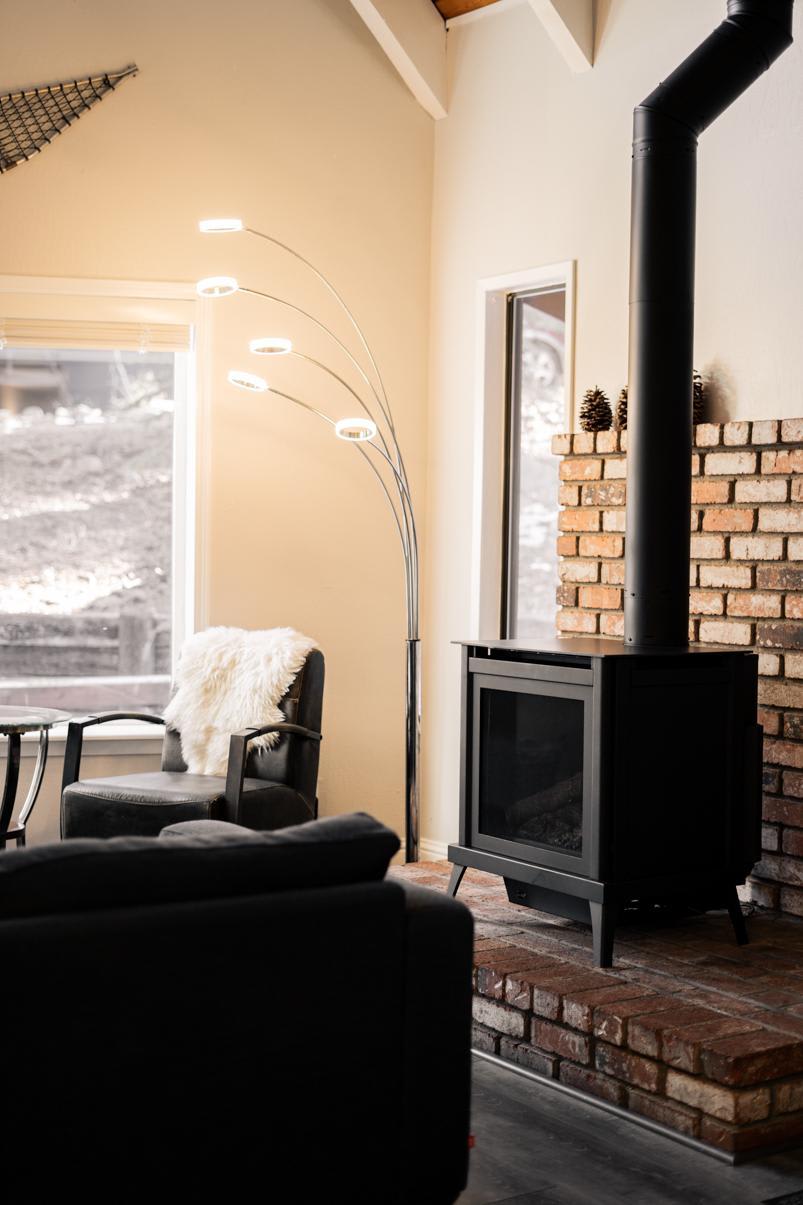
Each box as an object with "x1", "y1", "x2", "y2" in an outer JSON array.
[{"x1": 0, "y1": 66, "x2": 137, "y2": 173}]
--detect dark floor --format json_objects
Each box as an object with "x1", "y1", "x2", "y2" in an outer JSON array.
[{"x1": 460, "y1": 1056, "x2": 803, "y2": 1205}]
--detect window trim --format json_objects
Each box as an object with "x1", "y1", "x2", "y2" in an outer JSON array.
[
  {"x1": 500, "y1": 290, "x2": 520, "y2": 638},
  {"x1": 470, "y1": 262, "x2": 575, "y2": 640},
  {"x1": 0, "y1": 275, "x2": 210, "y2": 734},
  {"x1": 502, "y1": 284, "x2": 571, "y2": 638}
]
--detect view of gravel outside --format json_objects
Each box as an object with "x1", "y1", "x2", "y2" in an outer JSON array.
[
  {"x1": 0, "y1": 347, "x2": 175, "y2": 710},
  {"x1": 508, "y1": 289, "x2": 566, "y2": 640}
]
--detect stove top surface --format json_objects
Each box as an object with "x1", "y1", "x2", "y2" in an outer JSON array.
[{"x1": 456, "y1": 635, "x2": 752, "y2": 659}]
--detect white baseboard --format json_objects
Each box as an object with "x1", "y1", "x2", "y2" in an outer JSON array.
[
  {"x1": 394, "y1": 837, "x2": 450, "y2": 864},
  {"x1": 419, "y1": 837, "x2": 449, "y2": 861}
]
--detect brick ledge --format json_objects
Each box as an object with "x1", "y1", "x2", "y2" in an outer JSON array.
[{"x1": 393, "y1": 862, "x2": 803, "y2": 1158}]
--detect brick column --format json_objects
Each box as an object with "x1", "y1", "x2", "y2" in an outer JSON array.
[{"x1": 553, "y1": 418, "x2": 803, "y2": 914}]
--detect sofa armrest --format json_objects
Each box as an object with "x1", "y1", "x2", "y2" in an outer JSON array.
[{"x1": 399, "y1": 880, "x2": 474, "y2": 1205}]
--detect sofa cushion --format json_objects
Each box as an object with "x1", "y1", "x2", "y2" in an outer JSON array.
[
  {"x1": 0, "y1": 813, "x2": 400, "y2": 920},
  {"x1": 161, "y1": 819, "x2": 264, "y2": 841}
]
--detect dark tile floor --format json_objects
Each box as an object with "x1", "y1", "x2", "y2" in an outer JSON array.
[{"x1": 461, "y1": 1056, "x2": 803, "y2": 1205}]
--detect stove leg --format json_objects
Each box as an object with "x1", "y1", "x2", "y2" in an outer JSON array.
[
  {"x1": 590, "y1": 901, "x2": 616, "y2": 968},
  {"x1": 446, "y1": 864, "x2": 466, "y2": 898},
  {"x1": 726, "y1": 887, "x2": 749, "y2": 946}
]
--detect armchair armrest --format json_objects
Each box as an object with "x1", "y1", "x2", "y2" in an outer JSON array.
[
  {"x1": 225, "y1": 722, "x2": 323, "y2": 823},
  {"x1": 61, "y1": 712, "x2": 165, "y2": 793},
  {"x1": 0, "y1": 823, "x2": 25, "y2": 850},
  {"x1": 232, "y1": 722, "x2": 322, "y2": 743}
]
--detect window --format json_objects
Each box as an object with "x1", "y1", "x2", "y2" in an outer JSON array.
[
  {"x1": 502, "y1": 284, "x2": 568, "y2": 639},
  {"x1": 0, "y1": 298, "x2": 196, "y2": 713}
]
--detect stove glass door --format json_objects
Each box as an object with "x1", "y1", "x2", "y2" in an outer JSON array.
[{"x1": 471, "y1": 673, "x2": 593, "y2": 872}]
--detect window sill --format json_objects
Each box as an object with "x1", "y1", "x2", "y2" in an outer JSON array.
[
  {"x1": 14, "y1": 721, "x2": 164, "y2": 758},
  {"x1": 54, "y1": 720, "x2": 164, "y2": 741}
]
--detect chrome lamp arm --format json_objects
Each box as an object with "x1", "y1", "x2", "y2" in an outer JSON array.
[{"x1": 196, "y1": 220, "x2": 421, "y2": 860}]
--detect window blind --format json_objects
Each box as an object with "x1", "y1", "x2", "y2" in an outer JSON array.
[{"x1": 0, "y1": 317, "x2": 193, "y2": 353}]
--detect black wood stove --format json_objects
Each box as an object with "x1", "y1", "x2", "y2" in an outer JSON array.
[
  {"x1": 447, "y1": 2, "x2": 793, "y2": 965},
  {"x1": 447, "y1": 637, "x2": 761, "y2": 966}
]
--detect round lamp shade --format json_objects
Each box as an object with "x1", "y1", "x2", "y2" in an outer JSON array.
[
  {"x1": 249, "y1": 336, "x2": 293, "y2": 356},
  {"x1": 335, "y1": 417, "x2": 377, "y2": 442},
  {"x1": 199, "y1": 218, "x2": 243, "y2": 234},
  {"x1": 228, "y1": 369, "x2": 269, "y2": 392},
  {"x1": 196, "y1": 276, "x2": 239, "y2": 298}
]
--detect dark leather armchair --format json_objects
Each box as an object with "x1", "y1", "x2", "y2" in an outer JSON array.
[{"x1": 61, "y1": 649, "x2": 324, "y2": 839}]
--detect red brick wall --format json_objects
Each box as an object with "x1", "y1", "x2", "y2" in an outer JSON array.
[{"x1": 553, "y1": 418, "x2": 803, "y2": 914}]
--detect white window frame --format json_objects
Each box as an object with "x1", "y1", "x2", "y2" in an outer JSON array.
[
  {"x1": 0, "y1": 275, "x2": 210, "y2": 743},
  {"x1": 470, "y1": 261, "x2": 575, "y2": 639}
]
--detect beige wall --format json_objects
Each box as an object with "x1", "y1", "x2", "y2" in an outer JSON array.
[
  {"x1": 0, "y1": 0, "x2": 433, "y2": 839},
  {"x1": 4, "y1": 0, "x2": 801, "y2": 856},
  {"x1": 422, "y1": 0, "x2": 803, "y2": 849}
]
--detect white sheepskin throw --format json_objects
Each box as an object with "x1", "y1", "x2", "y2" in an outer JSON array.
[{"x1": 163, "y1": 626, "x2": 318, "y2": 776}]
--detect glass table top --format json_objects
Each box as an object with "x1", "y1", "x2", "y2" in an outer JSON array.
[{"x1": 0, "y1": 706, "x2": 71, "y2": 734}]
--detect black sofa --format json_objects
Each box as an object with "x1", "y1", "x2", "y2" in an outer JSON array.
[{"x1": 1, "y1": 814, "x2": 473, "y2": 1202}]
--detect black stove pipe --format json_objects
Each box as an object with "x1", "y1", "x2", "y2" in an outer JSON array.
[{"x1": 624, "y1": 0, "x2": 794, "y2": 647}]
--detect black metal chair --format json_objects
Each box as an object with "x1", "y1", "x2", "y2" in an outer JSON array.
[{"x1": 60, "y1": 649, "x2": 324, "y2": 839}]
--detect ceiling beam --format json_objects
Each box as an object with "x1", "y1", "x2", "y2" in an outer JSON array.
[
  {"x1": 527, "y1": 0, "x2": 594, "y2": 72},
  {"x1": 349, "y1": 0, "x2": 448, "y2": 120},
  {"x1": 434, "y1": 0, "x2": 502, "y2": 18}
]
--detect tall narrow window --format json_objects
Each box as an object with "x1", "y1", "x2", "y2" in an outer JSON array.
[
  {"x1": 503, "y1": 286, "x2": 567, "y2": 639},
  {"x1": 0, "y1": 319, "x2": 193, "y2": 712}
]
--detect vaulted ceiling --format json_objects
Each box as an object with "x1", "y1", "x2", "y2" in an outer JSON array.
[
  {"x1": 349, "y1": 0, "x2": 593, "y2": 121},
  {"x1": 432, "y1": 0, "x2": 503, "y2": 19}
]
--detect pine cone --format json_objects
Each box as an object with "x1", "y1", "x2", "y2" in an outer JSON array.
[
  {"x1": 693, "y1": 370, "x2": 706, "y2": 425},
  {"x1": 615, "y1": 386, "x2": 628, "y2": 431},
  {"x1": 579, "y1": 386, "x2": 612, "y2": 433}
]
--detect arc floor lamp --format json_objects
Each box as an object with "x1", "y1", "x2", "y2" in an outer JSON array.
[{"x1": 196, "y1": 219, "x2": 420, "y2": 861}]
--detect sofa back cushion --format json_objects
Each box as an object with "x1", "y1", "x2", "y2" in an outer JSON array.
[{"x1": 0, "y1": 813, "x2": 399, "y2": 920}]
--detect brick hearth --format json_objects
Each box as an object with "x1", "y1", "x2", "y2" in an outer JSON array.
[
  {"x1": 393, "y1": 861, "x2": 803, "y2": 1158},
  {"x1": 552, "y1": 418, "x2": 803, "y2": 916}
]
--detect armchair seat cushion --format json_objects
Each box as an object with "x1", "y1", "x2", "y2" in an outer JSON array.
[
  {"x1": 62, "y1": 772, "x2": 313, "y2": 839},
  {"x1": 68, "y1": 772, "x2": 227, "y2": 805}
]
